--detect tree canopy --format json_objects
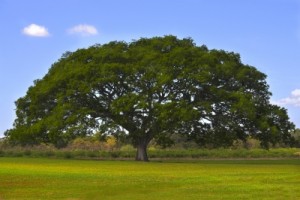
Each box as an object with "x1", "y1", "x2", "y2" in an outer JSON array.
[{"x1": 5, "y1": 35, "x2": 295, "y2": 161}]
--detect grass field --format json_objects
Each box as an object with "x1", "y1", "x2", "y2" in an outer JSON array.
[{"x1": 0, "y1": 158, "x2": 299, "y2": 200}]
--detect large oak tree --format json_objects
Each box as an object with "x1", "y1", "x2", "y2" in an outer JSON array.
[{"x1": 5, "y1": 36, "x2": 295, "y2": 161}]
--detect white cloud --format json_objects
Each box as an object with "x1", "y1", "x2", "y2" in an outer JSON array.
[
  {"x1": 273, "y1": 89, "x2": 300, "y2": 107},
  {"x1": 291, "y1": 89, "x2": 300, "y2": 97},
  {"x1": 22, "y1": 24, "x2": 50, "y2": 37},
  {"x1": 67, "y1": 24, "x2": 98, "y2": 36}
]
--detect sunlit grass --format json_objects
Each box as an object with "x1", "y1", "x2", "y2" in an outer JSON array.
[{"x1": 0, "y1": 158, "x2": 299, "y2": 199}]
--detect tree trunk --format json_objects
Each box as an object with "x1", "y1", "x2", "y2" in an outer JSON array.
[{"x1": 135, "y1": 142, "x2": 149, "y2": 161}]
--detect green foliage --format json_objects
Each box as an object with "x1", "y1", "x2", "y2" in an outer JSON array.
[
  {"x1": 0, "y1": 141, "x2": 299, "y2": 159},
  {"x1": 292, "y1": 129, "x2": 300, "y2": 147},
  {"x1": 5, "y1": 35, "x2": 295, "y2": 161}
]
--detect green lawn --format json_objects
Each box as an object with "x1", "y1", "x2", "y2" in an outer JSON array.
[{"x1": 0, "y1": 158, "x2": 299, "y2": 199}]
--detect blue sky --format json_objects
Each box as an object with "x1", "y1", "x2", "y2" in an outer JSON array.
[{"x1": 1, "y1": 0, "x2": 300, "y2": 137}]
